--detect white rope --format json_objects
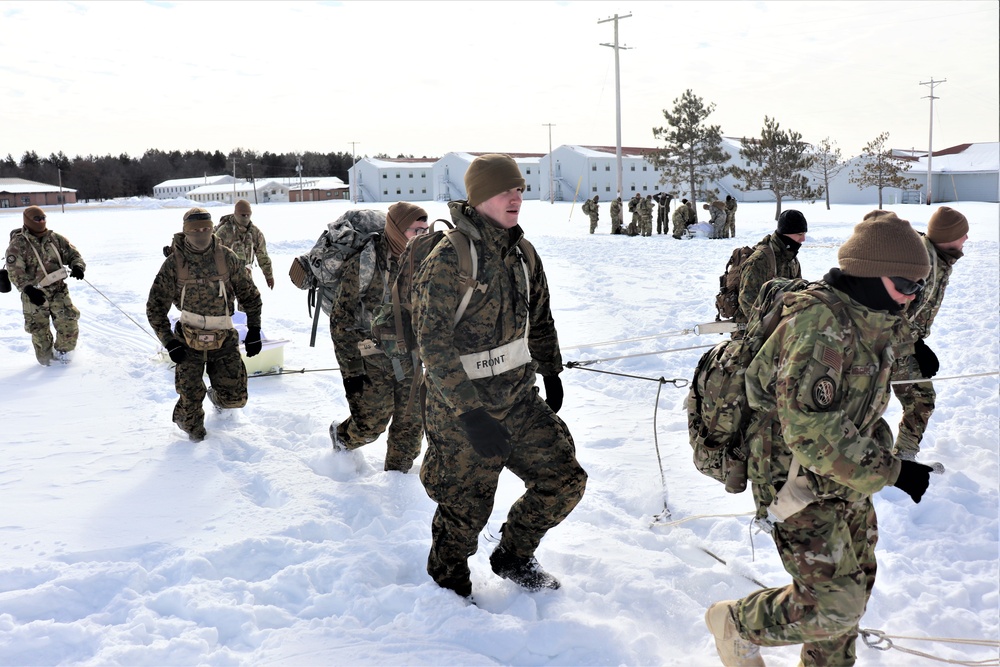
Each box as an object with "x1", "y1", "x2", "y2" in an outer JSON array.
[
  {"x1": 561, "y1": 327, "x2": 699, "y2": 351},
  {"x1": 891, "y1": 371, "x2": 1000, "y2": 385},
  {"x1": 861, "y1": 628, "x2": 1000, "y2": 666},
  {"x1": 568, "y1": 343, "x2": 716, "y2": 367}
]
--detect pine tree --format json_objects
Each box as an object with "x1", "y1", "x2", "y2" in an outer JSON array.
[
  {"x1": 806, "y1": 137, "x2": 846, "y2": 210},
  {"x1": 652, "y1": 89, "x2": 731, "y2": 219},
  {"x1": 849, "y1": 132, "x2": 920, "y2": 208},
  {"x1": 731, "y1": 116, "x2": 821, "y2": 221}
]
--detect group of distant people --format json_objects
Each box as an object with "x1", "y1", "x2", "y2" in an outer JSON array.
[{"x1": 582, "y1": 192, "x2": 740, "y2": 240}]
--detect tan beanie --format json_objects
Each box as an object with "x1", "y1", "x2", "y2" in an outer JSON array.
[
  {"x1": 23, "y1": 205, "x2": 47, "y2": 233},
  {"x1": 385, "y1": 201, "x2": 428, "y2": 258},
  {"x1": 838, "y1": 210, "x2": 930, "y2": 280},
  {"x1": 183, "y1": 207, "x2": 213, "y2": 232},
  {"x1": 926, "y1": 206, "x2": 969, "y2": 244},
  {"x1": 234, "y1": 199, "x2": 252, "y2": 216},
  {"x1": 464, "y1": 154, "x2": 525, "y2": 207}
]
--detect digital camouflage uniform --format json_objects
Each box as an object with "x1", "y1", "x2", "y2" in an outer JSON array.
[
  {"x1": 581, "y1": 197, "x2": 599, "y2": 234},
  {"x1": 671, "y1": 205, "x2": 691, "y2": 239},
  {"x1": 890, "y1": 234, "x2": 957, "y2": 457},
  {"x1": 412, "y1": 200, "x2": 587, "y2": 596},
  {"x1": 639, "y1": 196, "x2": 654, "y2": 236},
  {"x1": 725, "y1": 196, "x2": 738, "y2": 238},
  {"x1": 735, "y1": 233, "x2": 802, "y2": 328},
  {"x1": 330, "y1": 233, "x2": 423, "y2": 472},
  {"x1": 609, "y1": 198, "x2": 623, "y2": 235},
  {"x1": 5, "y1": 226, "x2": 86, "y2": 365},
  {"x1": 735, "y1": 285, "x2": 904, "y2": 666},
  {"x1": 214, "y1": 214, "x2": 274, "y2": 288},
  {"x1": 146, "y1": 233, "x2": 262, "y2": 438}
]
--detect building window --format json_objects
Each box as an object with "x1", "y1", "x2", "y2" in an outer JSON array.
[
  {"x1": 592, "y1": 164, "x2": 597, "y2": 171},
  {"x1": 396, "y1": 188, "x2": 401, "y2": 194},
  {"x1": 630, "y1": 186, "x2": 635, "y2": 192},
  {"x1": 421, "y1": 173, "x2": 426, "y2": 178},
  {"x1": 409, "y1": 173, "x2": 413, "y2": 178},
  {"x1": 409, "y1": 189, "x2": 414, "y2": 194},
  {"x1": 526, "y1": 184, "x2": 532, "y2": 191},
  {"x1": 526, "y1": 168, "x2": 531, "y2": 174},
  {"x1": 592, "y1": 186, "x2": 597, "y2": 192},
  {"x1": 642, "y1": 165, "x2": 647, "y2": 171},
  {"x1": 605, "y1": 165, "x2": 610, "y2": 171},
  {"x1": 382, "y1": 174, "x2": 387, "y2": 179},
  {"x1": 383, "y1": 189, "x2": 388, "y2": 195},
  {"x1": 396, "y1": 173, "x2": 401, "y2": 179},
  {"x1": 630, "y1": 165, "x2": 635, "y2": 171},
  {"x1": 422, "y1": 188, "x2": 426, "y2": 194},
  {"x1": 605, "y1": 186, "x2": 611, "y2": 192},
  {"x1": 642, "y1": 185, "x2": 647, "y2": 191}
]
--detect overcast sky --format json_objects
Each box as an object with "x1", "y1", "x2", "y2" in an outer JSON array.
[{"x1": 2, "y1": 0, "x2": 997, "y2": 164}]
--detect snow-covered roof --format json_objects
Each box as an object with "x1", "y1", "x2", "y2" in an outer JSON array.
[
  {"x1": 187, "y1": 179, "x2": 287, "y2": 196},
  {"x1": 154, "y1": 175, "x2": 231, "y2": 189},
  {"x1": 565, "y1": 145, "x2": 660, "y2": 159},
  {"x1": 361, "y1": 157, "x2": 438, "y2": 169},
  {"x1": 907, "y1": 142, "x2": 1000, "y2": 173},
  {"x1": 0, "y1": 177, "x2": 77, "y2": 194},
  {"x1": 287, "y1": 177, "x2": 348, "y2": 191}
]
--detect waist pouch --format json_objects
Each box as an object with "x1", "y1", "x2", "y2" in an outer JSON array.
[
  {"x1": 179, "y1": 311, "x2": 233, "y2": 351},
  {"x1": 37, "y1": 267, "x2": 68, "y2": 287}
]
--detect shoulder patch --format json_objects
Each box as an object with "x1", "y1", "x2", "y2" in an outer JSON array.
[
  {"x1": 813, "y1": 342, "x2": 843, "y2": 376},
  {"x1": 6, "y1": 254, "x2": 14, "y2": 264},
  {"x1": 812, "y1": 377, "x2": 836, "y2": 410}
]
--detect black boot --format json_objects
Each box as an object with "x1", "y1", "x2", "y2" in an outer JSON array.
[{"x1": 489, "y1": 544, "x2": 560, "y2": 591}]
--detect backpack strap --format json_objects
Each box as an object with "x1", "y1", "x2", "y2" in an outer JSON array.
[
  {"x1": 441, "y1": 228, "x2": 486, "y2": 327},
  {"x1": 175, "y1": 243, "x2": 231, "y2": 316}
]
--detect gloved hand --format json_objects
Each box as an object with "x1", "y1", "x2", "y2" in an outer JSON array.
[
  {"x1": 913, "y1": 338, "x2": 939, "y2": 378},
  {"x1": 893, "y1": 459, "x2": 933, "y2": 504},
  {"x1": 459, "y1": 407, "x2": 511, "y2": 459},
  {"x1": 23, "y1": 285, "x2": 46, "y2": 306},
  {"x1": 343, "y1": 374, "x2": 371, "y2": 398},
  {"x1": 165, "y1": 338, "x2": 188, "y2": 364},
  {"x1": 162, "y1": 245, "x2": 172, "y2": 258},
  {"x1": 265, "y1": 275, "x2": 275, "y2": 290},
  {"x1": 244, "y1": 327, "x2": 262, "y2": 357},
  {"x1": 542, "y1": 375, "x2": 564, "y2": 413},
  {"x1": 70, "y1": 266, "x2": 85, "y2": 280}
]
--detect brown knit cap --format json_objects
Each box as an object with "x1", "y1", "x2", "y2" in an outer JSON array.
[
  {"x1": 182, "y1": 207, "x2": 213, "y2": 232},
  {"x1": 838, "y1": 210, "x2": 930, "y2": 280},
  {"x1": 235, "y1": 199, "x2": 252, "y2": 216},
  {"x1": 23, "y1": 206, "x2": 46, "y2": 232},
  {"x1": 385, "y1": 201, "x2": 428, "y2": 258},
  {"x1": 464, "y1": 154, "x2": 525, "y2": 207},
  {"x1": 926, "y1": 206, "x2": 969, "y2": 244}
]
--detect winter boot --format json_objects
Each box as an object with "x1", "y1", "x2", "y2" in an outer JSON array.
[
  {"x1": 53, "y1": 349, "x2": 72, "y2": 364},
  {"x1": 489, "y1": 544, "x2": 560, "y2": 591},
  {"x1": 174, "y1": 419, "x2": 206, "y2": 443},
  {"x1": 329, "y1": 421, "x2": 346, "y2": 453},
  {"x1": 35, "y1": 347, "x2": 53, "y2": 367},
  {"x1": 705, "y1": 600, "x2": 765, "y2": 666},
  {"x1": 207, "y1": 387, "x2": 224, "y2": 413}
]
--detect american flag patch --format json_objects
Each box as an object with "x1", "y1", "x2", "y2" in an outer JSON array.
[{"x1": 820, "y1": 345, "x2": 843, "y2": 375}]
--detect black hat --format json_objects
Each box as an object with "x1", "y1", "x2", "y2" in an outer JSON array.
[{"x1": 776, "y1": 209, "x2": 807, "y2": 235}]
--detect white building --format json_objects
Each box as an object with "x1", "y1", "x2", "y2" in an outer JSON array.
[
  {"x1": 152, "y1": 175, "x2": 235, "y2": 200},
  {"x1": 432, "y1": 152, "x2": 542, "y2": 202},
  {"x1": 905, "y1": 142, "x2": 999, "y2": 203},
  {"x1": 348, "y1": 157, "x2": 437, "y2": 203},
  {"x1": 538, "y1": 145, "x2": 669, "y2": 203},
  {"x1": 185, "y1": 179, "x2": 290, "y2": 205}
]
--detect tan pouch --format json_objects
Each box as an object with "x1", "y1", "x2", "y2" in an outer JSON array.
[
  {"x1": 37, "y1": 267, "x2": 69, "y2": 287},
  {"x1": 289, "y1": 257, "x2": 310, "y2": 289},
  {"x1": 181, "y1": 323, "x2": 228, "y2": 351},
  {"x1": 357, "y1": 339, "x2": 381, "y2": 357}
]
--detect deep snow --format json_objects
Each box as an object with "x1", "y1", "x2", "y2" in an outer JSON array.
[{"x1": 0, "y1": 197, "x2": 997, "y2": 666}]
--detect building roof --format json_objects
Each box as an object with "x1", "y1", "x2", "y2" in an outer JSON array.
[
  {"x1": 907, "y1": 142, "x2": 999, "y2": 173},
  {"x1": 187, "y1": 179, "x2": 288, "y2": 196},
  {"x1": 361, "y1": 157, "x2": 439, "y2": 168},
  {"x1": 287, "y1": 177, "x2": 348, "y2": 191},
  {"x1": 0, "y1": 177, "x2": 77, "y2": 194},
  {"x1": 154, "y1": 175, "x2": 232, "y2": 189}
]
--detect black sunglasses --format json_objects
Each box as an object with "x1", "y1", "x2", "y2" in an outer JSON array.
[
  {"x1": 186, "y1": 212, "x2": 213, "y2": 222},
  {"x1": 889, "y1": 276, "x2": 925, "y2": 296},
  {"x1": 32, "y1": 215, "x2": 47, "y2": 222}
]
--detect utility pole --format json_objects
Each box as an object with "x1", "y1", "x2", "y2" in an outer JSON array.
[
  {"x1": 543, "y1": 123, "x2": 556, "y2": 204},
  {"x1": 920, "y1": 77, "x2": 945, "y2": 205},
  {"x1": 296, "y1": 155, "x2": 303, "y2": 202},
  {"x1": 349, "y1": 141, "x2": 360, "y2": 203},
  {"x1": 599, "y1": 12, "x2": 632, "y2": 198},
  {"x1": 232, "y1": 157, "x2": 237, "y2": 204},
  {"x1": 249, "y1": 163, "x2": 258, "y2": 204},
  {"x1": 58, "y1": 168, "x2": 64, "y2": 213}
]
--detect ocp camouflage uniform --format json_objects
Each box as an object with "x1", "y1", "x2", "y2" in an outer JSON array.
[
  {"x1": 725, "y1": 196, "x2": 738, "y2": 237},
  {"x1": 146, "y1": 232, "x2": 262, "y2": 437},
  {"x1": 671, "y1": 205, "x2": 690, "y2": 239},
  {"x1": 628, "y1": 194, "x2": 641, "y2": 230},
  {"x1": 639, "y1": 196, "x2": 654, "y2": 236},
  {"x1": 735, "y1": 233, "x2": 802, "y2": 328},
  {"x1": 331, "y1": 233, "x2": 422, "y2": 472},
  {"x1": 215, "y1": 214, "x2": 274, "y2": 288},
  {"x1": 581, "y1": 196, "x2": 599, "y2": 234},
  {"x1": 609, "y1": 197, "x2": 623, "y2": 235},
  {"x1": 412, "y1": 200, "x2": 587, "y2": 596},
  {"x1": 890, "y1": 233, "x2": 957, "y2": 457},
  {"x1": 708, "y1": 201, "x2": 728, "y2": 239},
  {"x1": 736, "y1": 284, "x2": 904, "y2": 666},
  {"x1": 6, "y1": 226, "x2": 85, "y2": 365}
]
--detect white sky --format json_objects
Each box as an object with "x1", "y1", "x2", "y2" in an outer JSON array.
[{"x1": 2, "y1": 0, "x2": 997, "y2": 162}]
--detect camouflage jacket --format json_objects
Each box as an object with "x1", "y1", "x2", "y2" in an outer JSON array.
[
  {"x1": 671, "y1": 206, "x2": 690, "y2": 226},
  {"x1": 5, "y1": 227, "x2": 85, "y2": 292},
  {"x1": 893, "y1": 234, "x2": 957, "y2": 356},
  {"x1": 609, "y1": 199, "x2": 622, "y2": 222},
  {"x1": 639, "y1": 198, "x2": 655, "y2": 219},
  {"x1": 745, "y1": 284, "x2": 902, "y2": 515},
  {"x1": 331, "y1": 234, "x2": 412, "y2": 378},
  {"x1": 411, "y1": 201, "x2": 562, "y2": 418},
  {"x1": 146, "y1": 233, "x2": 262, "y2": 347},
  {"x1": 214, "y1": 214, "x2": 274, "y2": 282},
  {"x1": 736, "y1": 233, "x2": 802, "y2": 323},
  {"x1": 725, "y1": 198, "x2": 738, "y2": 213},
  {"x1": 708, "y1": 203, "x2": 727, "y2": 227}
]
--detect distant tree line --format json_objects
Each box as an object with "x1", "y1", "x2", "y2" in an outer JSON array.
[{"x1": 0, "y1": 148, "x2": 365, "y2": 202}]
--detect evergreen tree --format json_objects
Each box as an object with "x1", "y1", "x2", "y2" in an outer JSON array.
[
  {"x1": 806, "y1": 137, "x2": 846, "y2": 210},
  {"x1": 849, "y1": 132, "x2": 919, "y2": 208},
  {"x1": 731, "y1": 116, "x2": 822, "y2": 220},
  {"x1": 652, "y1": 89, "x2": 730, "y2": 217}
]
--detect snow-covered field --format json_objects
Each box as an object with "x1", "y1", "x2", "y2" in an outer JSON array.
[{"x1": 1, "y1": 196, "x2": 997, "y2": 666}]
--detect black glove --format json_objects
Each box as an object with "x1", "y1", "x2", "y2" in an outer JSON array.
[
  {"x1": 162, "y1": 245, "x2": 172, "y2": 258},
  {"x1": 542, "y1": 375, "x2": 564, "y2": 413},
  {"x1": 70, "y1": 266, "x2": 85, "y2": 280},
  {"x1": 343, "y1": 374, "x2": 371, "y2": 399},
  {"x1": 244, "y1": 327, "x2": 262, "y2": 357},
  {"x1": 893, "y1": 459, "x2": 933, "y2": 504},
  {"x1": 459, "y1": 407, "x2": 511, "y2": 459},
  {"x1": 165, "y1": 338, "x2": 188, "y2": 364},
  {"x1": 23, "y1": 285, "x2": 46, "y2": 306},
  {"x1": 913, "y1": 338, "x2": 939, "y2": 378}
]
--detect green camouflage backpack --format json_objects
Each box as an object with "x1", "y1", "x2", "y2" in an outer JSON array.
[
  {"x1": 714, "y1": 243, "x2": 775, "y2": 322},
  {"x1": 687, "y1": 278, "x2": 850, "y2": 493}
]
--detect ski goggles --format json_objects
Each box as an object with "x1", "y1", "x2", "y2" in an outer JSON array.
[{"x1": 889, "y1": 276, "x2": 925, "y2": 295}]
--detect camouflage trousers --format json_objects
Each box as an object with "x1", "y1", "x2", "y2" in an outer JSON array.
[
  {"x1": 640, "y1": 215, "x2": 653, "y2": 236},
  {"x1": 21, "y1": 283, "x2": 80, "y2": 364},
  {"x1": 734, "y1": 497, "x2": 877, "y2": 666},
  {"x1": 336, "y1": 361, "x2": 424, "y2": 472},
  {"x1": 611, "y1": 216, "x2": 622, "y2": 235},
  {"x1": 890, "y1": 354, "x2": 935, "y2": 457},
  {"x1": 588, "y1": 214, "x2": 599, "y2": 234},
  {"x1": 172, "y1": 329, "x2": 247, "y2": 434},
  {"x1": 656, "y1": 212, "x2": 667, "y2": 234},
  {"x1": 671, "y1": 218, "x2": 687, "y2": 239},
  {"x1": 723, "y1": 214, "x2": 736, "y2": 238},
  {"x1": 420, "y1": 390, "x2": 587, "y2": 594}
]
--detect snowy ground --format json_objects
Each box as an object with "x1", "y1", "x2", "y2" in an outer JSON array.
[{"x1": 0, "y1": 197, "x2": 997, "y2": 666}]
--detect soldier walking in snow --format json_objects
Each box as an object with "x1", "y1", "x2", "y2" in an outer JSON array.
[
  {"x1": 706, "y1": 211, "x2": 936, "y2": 667},
  {"x1": 214, "y1": 199, "x2": 275, "y2": 290},
  {"x1": 5, "y1": 206, "x2": 86, "y2": 366},
  {"x1": 146, "y1": 208, "x2": 264, "y2": 442},
  {"x1": 581, "y1": 195, "x2": 600, "y2": 234},
  {"x1": 411, "y1": 154, "x2": 587, "y2": 599}
]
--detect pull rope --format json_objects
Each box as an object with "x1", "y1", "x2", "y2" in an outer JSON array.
[
  {"x1": 891, "y1": 371, "x2": 999, "y2": 386},
  {"x1": 651, "y1": 378, "x2": 672, "y2": 522},
  {"x1": 83, "y1": 278, "x2": 159, "y2": 343},
  {"x1": 860, "y1": 628, "x2": 1000, "y2": 666},
  {"x1": 561, "y1": 327, "x2": 702, "y2": 351},
  {"x1": 566, "y1": 343, "x2": 715, "y2": 367}
]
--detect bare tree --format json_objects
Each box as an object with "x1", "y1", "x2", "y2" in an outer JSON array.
[
  {"x1": 849, "y1": 132, "x2": 919, "y2": 208},
  {"x1": 807, "y1": 137, "x2": 846, "y2": 210}
]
